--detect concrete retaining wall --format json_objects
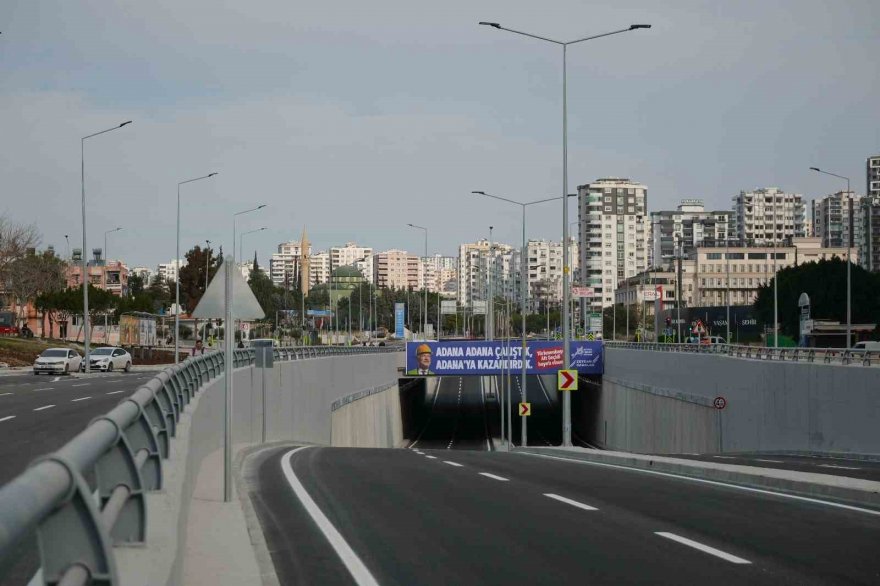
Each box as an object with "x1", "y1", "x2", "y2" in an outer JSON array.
[
  {"x1": 593, "y1": 347, "x2": 880, "y2": 456},
  {"x1": 330, "y1": 384, "x2": 404, "y2": 448}
]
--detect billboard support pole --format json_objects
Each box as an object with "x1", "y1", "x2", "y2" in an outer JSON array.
[
  {"x1": 223, "y1": 255, "x2": 233, "y2": 503},
  {"x1": 520, "y1": 206, "x2": 528, "y2": 447}
]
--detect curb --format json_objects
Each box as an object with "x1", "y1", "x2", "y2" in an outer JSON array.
[{"x1": 515, "y1": 447, "x2": 880, "y2": 510}]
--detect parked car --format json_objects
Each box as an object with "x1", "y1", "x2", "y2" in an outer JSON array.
[
  {"x1": 33, "y1": 348, "x2": 82, "y2": 375},
  {"x1": 80, "y1": 347, "x2": 133, "y2": 372}
]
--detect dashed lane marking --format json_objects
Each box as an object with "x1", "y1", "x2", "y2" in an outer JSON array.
[
  {"x1": 106, "y1": 391, "x2": 124, "y2": 395},
  {"x1": 544, "y1": 493, "x2": 598, "y2": 511},
  {"x1": 72, "y1": 384, "x2": 90, "y2": 388},
  {"x1": 33, "y1": 405, "x2": 55, "y2": 411},
  {"x1": 443, "y1": 461, "x2": 463, "y2": 467},
  {"x1": 818, "y1": 464, "x2": 861, "y2": 471},
  {"x1": 754, "y1": 459, "x2": 785, "y2": 464},
  {"x1": 34, "y1": 388, "x2": 55, "y2": 392},
  {"x1": 655, "y1": 532, "x2": 751, "y2": 564},
  {"x1": 479, "y1": 472, "x2": 509, "y2": 482},
  {"x1": 0, "y1": 416, "x2": 15, "y2": 423},
  {"x1": 71, "y1": 397, "x2": 91, "y2": 402},
  {"x1": 0, "y1": 393, "x2": 12, "y2": 397},
  {"x1": 425, "y1": 455, "x2": 437, "y2": 459}
]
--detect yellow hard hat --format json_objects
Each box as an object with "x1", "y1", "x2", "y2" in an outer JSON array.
[{"x1": 416, "y1": 344, "x2": 432, "y2": 355}]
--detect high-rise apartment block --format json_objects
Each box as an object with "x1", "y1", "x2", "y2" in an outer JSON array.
[
  {"x1": 650, "y1": 199, "x2": 730, "y2": 267},
  {"x1": 457, "y1": 240, "x2": 518, "y2": 308},
  {"x1": 330, "y1": 243, "x2": 373, "y2": 283},
  {"x1": 270, "y1": 240, "x2": 310, "y2": 288},
  {"x1": 421, "y1": 255, "x2": 458, "y2": 296},
  {"x1": 526, "y1": 239, "x2": 578, "y2": 307},
  {"x1": 156, "y1": 260, "x2": 183, "y2": 283},
  {"x1": 812, "y1": 191, "x2": 863, "y2": 250},
  {"x1": 865, "y1": 156, "x2": 880, "y2": 272},
  {"x1": 310, "y1": 251, "x2": 330, "y2": 286},
  {"x1": 578, "y1": 177, "x2": 650, "y2": 310},
  {"x1": 373, "y1": 250, "x2": 419, "y2": 290},
  {"x1": 732, "y1": 187, "x2": 805, "y2": 245},
  {"x1": 868, "y1": 155, "x2": 880, "y2": 198}
]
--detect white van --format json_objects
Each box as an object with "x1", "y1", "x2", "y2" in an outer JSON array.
[{"x1": 852, "y1": 341, "x2": 880, "y2": 351}]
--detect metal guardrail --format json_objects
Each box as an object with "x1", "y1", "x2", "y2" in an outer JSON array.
[
  {"x1": 604, "y1": 341, "x2": 880, "y2": 367},
  {"x1": 0, "y1": 344, "x2": 402, "y2": 586}
]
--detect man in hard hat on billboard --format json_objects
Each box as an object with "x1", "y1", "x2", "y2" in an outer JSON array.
[{"x1": 407, "y1": 343, "x2": 434, "y2": 376}]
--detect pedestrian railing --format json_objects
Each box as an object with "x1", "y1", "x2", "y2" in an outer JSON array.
[
  {"x1": 0, "y1": 344, "x2": 402, "y2": 586},
  {"x1": 604, "y1": 341, "x2": 880, "y2": 367}
]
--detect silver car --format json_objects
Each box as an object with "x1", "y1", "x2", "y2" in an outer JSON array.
[
  {"x1": 33, "y1": 348, "x2": 82, "y2": 375},
  {"x1": 81, "y1": 347, "x2": 133, "y2": 372}
]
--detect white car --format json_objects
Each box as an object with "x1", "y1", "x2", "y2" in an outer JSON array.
[
  {"x1": 81, "y1": 347, "x2": 133, "y2": 372},
  {"x1": 33, "y1": 348, "x2": 82, "y2": 375}
]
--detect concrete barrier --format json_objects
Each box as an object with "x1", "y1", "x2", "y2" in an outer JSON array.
[
  {"x1": 589, "y1": 347, "x2": 880, "y2": 456},
  {"x1": 330, "y1": 383, "x2": 404, "y2": 448}
]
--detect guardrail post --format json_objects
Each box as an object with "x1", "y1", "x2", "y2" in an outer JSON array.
[
  {"x1": 34, "y1": 455, "x2": 119, "y2": 585},
  {"x1": 116, "y1": 400, "x2": 163, "y2": 491},
  {"x1": 92, "y1": 420, "x2": 147, "y2": 544}
]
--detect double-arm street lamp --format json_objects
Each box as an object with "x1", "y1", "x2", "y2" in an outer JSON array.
[
  {"x1": 175, "y1": 173, "x2": 218, "y2": 363},
  {"x1": 479, "y1": 22, "x2": 651, "y2": 430},
  {"x1": 407, "y1": 224, "x2": 429, "y2": 338},
  {"x1": 81, "y1": 120, "x2": 132, "y2": 372},
  {"x1": 472, "y1": 191, "x2": 574, "y2": 447},
  {"x1": 810, "y1": 166, "x2": 853, "y2": 348}
]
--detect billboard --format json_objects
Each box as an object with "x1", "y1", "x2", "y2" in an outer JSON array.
[
  {"x1": 394, "y1": 303, "x2": 405, "y2": 338},
  {"x1": 405, "y1": 340, "x2": 603, "y2": 376},
  {"x1": 440, "y1": 300, "x2": 457, "y2": 315},
  {"x1": 572, "y1": 286, "x2": 594, "y2": 297},
  {"x1": 472, "y1": 301, "x2": 487, "y2": 315}
]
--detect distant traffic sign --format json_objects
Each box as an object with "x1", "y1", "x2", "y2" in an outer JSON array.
[
  {"x1": 713, "y1": 396, "x2": 727, "y2": 410},
  {"x1": 519, "y1": 402, "x2": 531, "y2": 416},
  {"x1": 557, "y1": 369, "x2": 578, "y2": 391}
]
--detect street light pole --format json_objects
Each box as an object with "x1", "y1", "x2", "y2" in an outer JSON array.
[
  {"x1": 472, "y1": 191, "x2": 572, "y2": 447},
  {"x1": 104, "y1": 227, "x2": 122, "y2": 264},
  {"x1": 488, "y1": 226, "x2": 494, "y2": 341},
  {"x1": 232, "y1": 204, "x2": 267, "y2": 345},
  {"x1": 480, "y1": 21, "x2": 651, "y2": 446},
  {"x1": 175, "y1": 172, "x2": 218, "y2": 364},
  {"x1": 81, "y1": 121, "x2": 132, "y2": 372},
  {"x1": 239, "y1": 227, "x2": 267, "y2": 266},
  {"x1": 810, "y1": 166, "x2": 853, "y2": 348},
  {"x1": 205, "y1": 240, "x2": 212, "y2": 292},
  {"x1": 407, "y1": 224, "x2": 429, "y2": 339}
]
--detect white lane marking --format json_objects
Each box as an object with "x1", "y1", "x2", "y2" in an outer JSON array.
[
  {"x1": 52, "y1": 377, "x2": 61, "y2": 382},
  {"x1": 818, "y1": 464, "x2": 861, "y2": 471},
  {"x1": 0, "y1": 415, "x2": 15, "y2": 423},
  {"x1": 0, "y1": 392, "x2": 12, "y2": 397},
  {"x1": 72, "y1": 383, "x2": 90, "y2": 387},
  {"x1": 544, "y1": 493, "x2": 598, "y2": 511},
  {"x1": 106, "y1": 390, "x2": 124, "y2": 395},
  {"x1": 754, "y1": 459, "x2": 785, "y2": 464},
  {"x1": 655, "y1": 532, "x2": 751, "y2": 564},
  {"x1": 281, "y1": 448, "x2": 380, "y2": 586},
  {"x1": 409, "y1": 376, "x2": 443, "y2": 449},
  {"x1": 712, "y1": 455, "x2": 736, "y2": 459},
  {"x1": 479, "y1": 472, "x2": 509, "y2": 482},
  {"x1": 33, "y1": 405, "x2": 55, "y2": 411},
  {"x1": 425, "y1": 455, "x2": 437, "y2": 459},
  {"x1": 34, "y1": 388, "x2": 54, "y2": 392},
  {"x1": 71, "y1": 397, "x2": 91, "y2": 402},
  {"x1": 443, "y1": 461, "x2": 463, "y2": 467},
  {"x1": 522, "y1": 452, "x2": 880, "y2": 517}
]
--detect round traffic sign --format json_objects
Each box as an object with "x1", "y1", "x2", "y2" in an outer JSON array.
[{"x1": 713, "y1": 396, "x2": 727, "y2": 410}]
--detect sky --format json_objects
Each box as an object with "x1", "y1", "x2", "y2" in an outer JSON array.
[{"x1": 1, "y1": 0, "x2": 878, "y2": 268}]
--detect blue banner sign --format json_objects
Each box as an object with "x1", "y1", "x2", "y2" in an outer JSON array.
[
  {"x1": 405, "y1": 340, "x2": 603, "y2": 376},
  {"x1": 394, "y1": 303, "x2": 405, "y2": 338}
]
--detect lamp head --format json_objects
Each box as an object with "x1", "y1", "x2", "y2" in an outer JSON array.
[
  {"x1": 479, "y1": 22, "x2": 501, "y2": 28},
  {"x1": 471, "y1": 190, "x2": 486, "y2": 195},
  {"x1": 809, "y1": 167, "x2": 821, "y2": 172},
  {"x1": 257, "y1": 204, "x2": 266, "y2": 210},
  {"x1": 208, "y1": 172, "x2": 218, "y2": 177},
  {"x1": 119, "y1": 121, "x2": 133, "y2": 127},
  {"x1": 629, "y1": 24, "x2": 651, "y2": 29}
]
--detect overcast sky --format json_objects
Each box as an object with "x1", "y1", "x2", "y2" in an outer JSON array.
[{"x1": 2, "y1": 0, "x2": 878, "y2": 268}]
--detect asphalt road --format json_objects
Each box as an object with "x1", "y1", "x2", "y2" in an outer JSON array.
[
  {"x1": 0, "y1": 370, "x2": 160, "y2": 586},
  {"x1": 666, "y1": 453, "x2": 880, "y2": 482},
  {"x1": 409, "y1": 376, "x2": 493, "y2": 451},
  {"x1": 246, "y1": 445, "x2": 880, "y2": 585}
]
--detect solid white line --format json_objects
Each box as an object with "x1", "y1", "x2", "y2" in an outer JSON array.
[
  {"x1": 655, "y1": 532, "x2": 751, "y2": 564},
  {"x1": 712, "y1": 455, "x2": 736, "y2": 459},
  {"x1": 34, "y1": 405, "x2": 55, "y2": 411},
  {"x1": 479, "y1": 472, "x2": 509, "y2": 482},
  {"x1": 818, "y1": 464, "x2": 861, "y2": 471},
  {"x1": 71, "y1": 397, "x2": 91, "y2": 402},
  {"x1": 443, "y1": 461, "x2": 463, "y2": 467},
  {"x1": 409, "y1": 376, "x2": 443, "y2": 449},
  {"x1": 0, "y1": 392, "x2": 12, "y2": 397},
  {"x1": 425, "y1": 455, "x2": 437, "y2": 459},
  {"x1": 521, "y1": 452, "x2": 880, "y2": 517},
  {"x1": 72, "y1": 383, "x2": 89, "y2": 387},
  {"x1": 544, "y1": 493, "x2": 598, "y2": 511},
  {"x1": 0, "y1": 415, "x2": 15, "y2": 422},
  {"x1": 754, "y1": 459, "x2": 785, "y2": 464},
  {"x1": 281, "y1": 448, "x2": 379, "y2": 586},
  {"x1": 106, "y1": 391, "x2": 124, "y2": 395}
]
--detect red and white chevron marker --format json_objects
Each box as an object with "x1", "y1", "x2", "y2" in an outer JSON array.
[{"x1": 557, "y1": 369, "x2": 578, "y2": 391}]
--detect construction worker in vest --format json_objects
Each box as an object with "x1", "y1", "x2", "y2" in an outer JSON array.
[{"x1": 407, "y1": 344, "x2": 434, "y2": 376}]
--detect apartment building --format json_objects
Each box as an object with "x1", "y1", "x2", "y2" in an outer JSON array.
[
  {"x1": 130, "y1": 266, "x2": 153, "y2": 284},
  {"x1": 732, "y1": 187, "x2": 806, "y2": 244},
  {"x1": 868, "y1": 155, "x2": 880, "y2": 198},
  {"x1": 330, "y1": 242, "x2": 373, "y2": 284},
  {"x1": 863, "y1": 197, "x2": 880, "y2": 272},
  {"x1": 373, "y1": 249, "x2": 419, "y2": 290},
  {"x1": 650, "y1": 200, "x2": 730, "y2": 265},
  {"x1": 66, "y1": 250, "x2": 129, "y2": 296},
  {"x1": 310, "y1": 251, "x2": 331, "y2": 286},
  {"x1": 457, "y1": 240, "x2": 518, "y2": 308},
  {"x1": 812, "y1": 191, "x2": 863, "y2": 250},
  {"x1": 527, "y1": 239, "x2": 579, "y2": 307},
  {"x1": 421, "y1": 255, "x2": 458, "y2": 296},
  {"x1": 578, "y1": 177, "x2": 650, "y2": 311},
  {"x1": 269, "y1": 240, "x2": 310, "y2": 287},
  {"x1": 156, "y1": 260, "x2": 183, "y2": 283}
]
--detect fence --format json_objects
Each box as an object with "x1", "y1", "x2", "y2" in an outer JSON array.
[
  {"x1": 0, "y1": 345, "x2": 400, "y2": 586},
  {"x1": 604, "y1": 341, "x2": 880, "y2": 367}
]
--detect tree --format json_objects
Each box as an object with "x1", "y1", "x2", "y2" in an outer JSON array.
[
  {"x1": 177, "y1": 245, "x2": 222, "y2": 313},
  {"x1": 128, "y1": 274, "x2": 146, "y2": 297},
  {"x1": 6, "y1": 249, "x2": 66, "y2": 329},
  {"x1": 754, "y1": 258, "x2": 880, "y2": 339},
  {"x1": 248, "y1": 256, "x2": 282, "y2": 323},
  {"x1": 148, "y1": 275, "x2": 173, "y2": 311},
  {"x1": 0, "y1": 213, "x2": 39, "y2": 286}
]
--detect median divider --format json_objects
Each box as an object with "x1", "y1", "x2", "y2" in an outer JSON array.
[
  {"x1": 515, "y1": 446, "x2": 880, "y2": 510},
  {"x1": 0, "y1": 345, "x2": 402, "y2": 586}
]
